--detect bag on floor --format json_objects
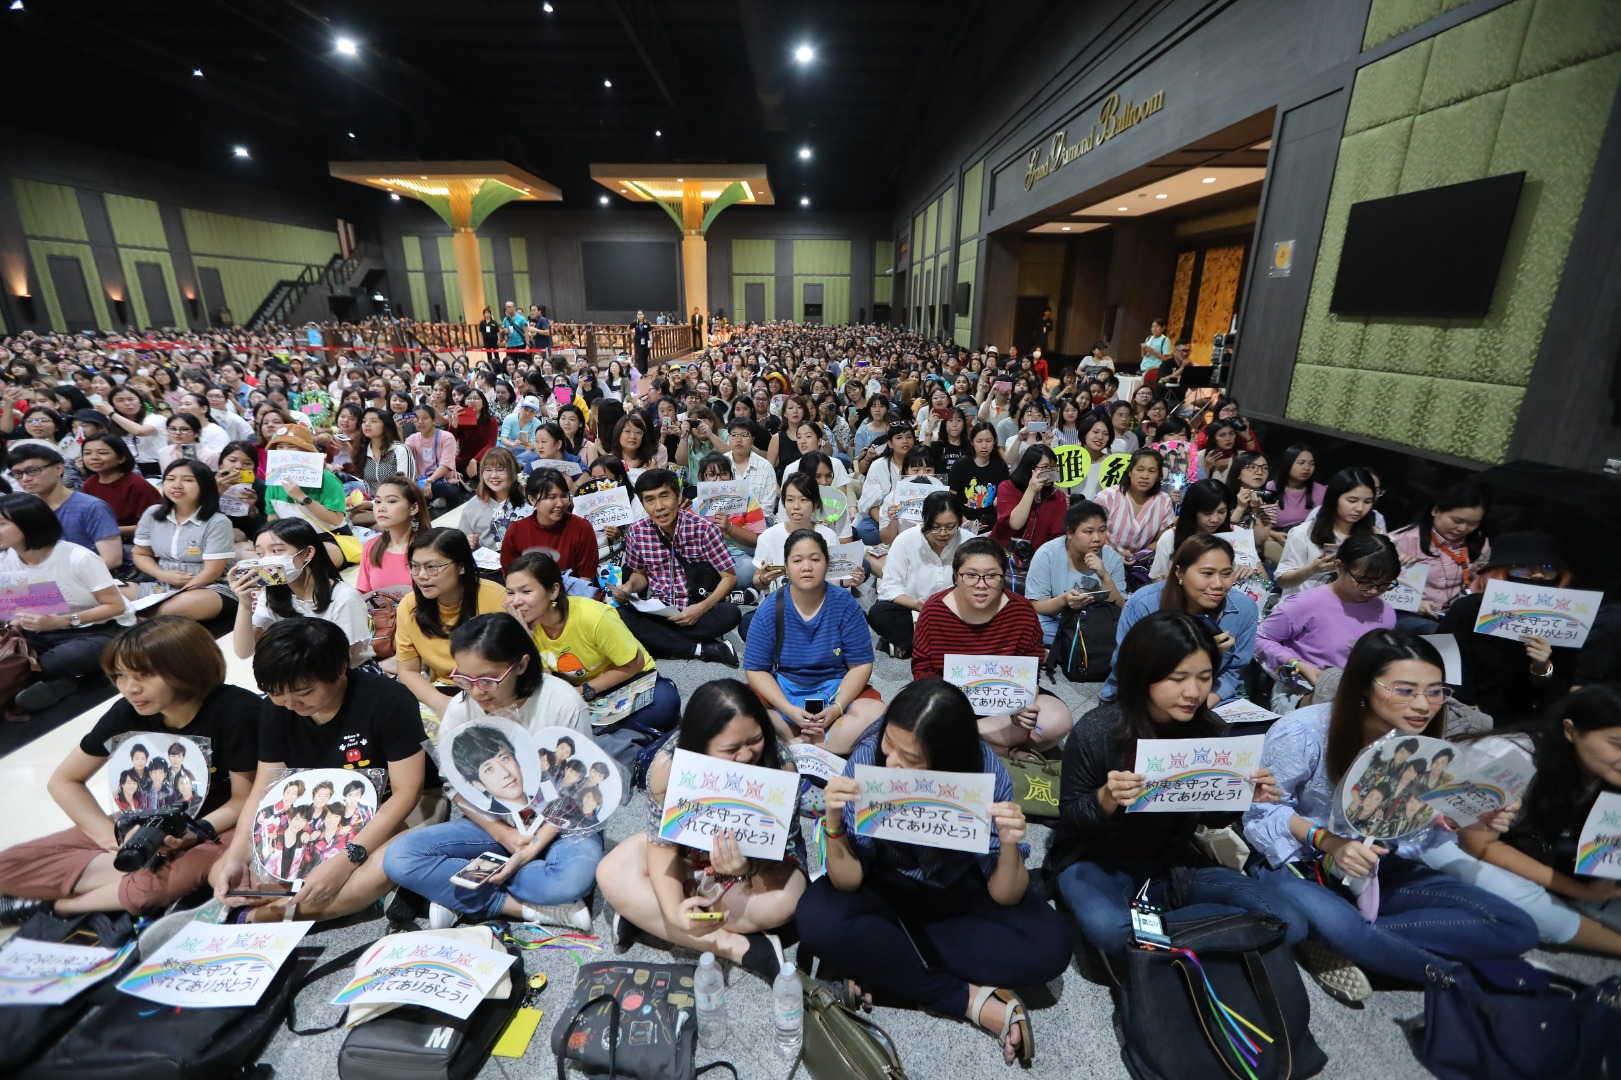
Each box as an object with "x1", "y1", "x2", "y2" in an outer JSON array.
[
  {"x1": 1043, "y1": 601, "x2": 1118, "y2": 682},
  {"x1": 0, "y1": 624, "x2": 39, "y2": 709},
  {"x1": 800, "y1": 971, "x2": 910, "y2": 1080},
  {"x1": 550, "y1": 960, "x2": 734, "y2": 1080},
  {"x1": 365, "y1": 589, "x2": 401, "y2": 659},
  {"x1": 1112, "y1": 912, "x2": 1325, "y2": 1080},
  {"x1": 0, "y1": 911, "x2": 136, "y2": 1075},
  {"x1": 1412, "y1": 959, "x2": 1621, "y2": 1080},
  {"x1": 998, "y1": 748, "x2": 1061, "y2": 819}
]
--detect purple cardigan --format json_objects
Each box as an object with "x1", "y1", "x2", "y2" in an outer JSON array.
[{"x1": 1255, "y1": 584, "x2": 1395, "y2": 673}]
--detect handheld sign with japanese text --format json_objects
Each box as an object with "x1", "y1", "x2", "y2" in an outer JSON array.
[
  {"x1": 944, "y1": 654, "x2": 1038, "y2": 715},
  {"x1": 0, "y1": 572, "x2": 70, "y2": 622},
  {"x1": 1126, "y1": 736, "x2": 1265, "y2": 813},
  {"x1": 657, "y1": 748, "x2": 795, "y2": 860},
  {"x1": 331, "y1": 931, "x2": 516, "y2": 1020},
  {"x1": 852, "y1": 764, "x2": 994, "y2": 854},
  {"x1": 0, "y1": 939, "x2": 132, "y2": 1006},
  {"x1": 1420, "y1": 742, "x2": 1535, "y2": 827},
  {"x1": 1383, "y1": 564, "x2": 1430, "y2": 614},
  {"x1": 828, "y1": 542, "x2": 865, "y2": 585},
  {"x1": 788, "y1": 743, "x2": 847, "y2": 784},
  {"x1": 693, "y1": 480, "x2": 749, "y2": 519},
  {"x1": 572, "y1": 485, "x2": 634, "y2": 529},
  {"x1": 1474, "y1": 583, "x2": 1602, "y2": 648},
  {"x1": 264, "y1": 449, "x2": 326, "y2": 489},
  {"x1": 1576, "y1": 792, "x2": 1621, "y2": 881},
  {"x1": 117, "y1": 919, "x2": 312, "y2": 1008}
]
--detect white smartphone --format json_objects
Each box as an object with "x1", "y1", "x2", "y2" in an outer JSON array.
[
  {"x1": 448, "y1": 851, "x2": 509, "y2": 888},
  {"x1": 1026, "y1": 421, "x2": 1049, "y2": 433}
]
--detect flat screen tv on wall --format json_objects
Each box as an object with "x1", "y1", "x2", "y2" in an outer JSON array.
[{"x1": 1328, "y1": 171, "x2": 1524, "y2": 318}]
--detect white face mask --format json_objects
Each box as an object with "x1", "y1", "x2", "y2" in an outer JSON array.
[{"x1": 259, "y1": 553, "x2": 306, "y2": 585}]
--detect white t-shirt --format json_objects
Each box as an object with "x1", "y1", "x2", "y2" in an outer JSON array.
[
  {"x1": 754, "y1": 522, "x2": 841, "y2": 577},
  {"x1": 251, "y1": 579, "x2": 374, "y2": 662},
  {"x1": 439, "y1": 672, "x2": 590, "y2": 738},
  {"x1": 0, "y1": 542, "x2": 130, "y2": 624}
]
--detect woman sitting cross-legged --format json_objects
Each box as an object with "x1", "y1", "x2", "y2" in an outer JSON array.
[
  {"x1": 595, "y1": 679, "x2": 804, "y2": 978},
  {"x1": 744, "y1": 528, "x2": 885, "y2": 753},
  {"x1": 383, "y1": 613, "x2": 599, "y2": 933},
  {"x1": 1048, "y1": 611, "x2": 1307, "y2": 955},
  {"x1": 132, "y1": 458, "x2": 238, "y2": 622},
  {"x1": 799, "y1": 679, "x2": 1073, "y2": 1066},
  {"x1": 1242, "y1": 630, "x2": 1538, "y2": 1002}
]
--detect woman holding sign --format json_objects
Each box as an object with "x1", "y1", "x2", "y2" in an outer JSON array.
[
  {"x1": 1048, "y1": 612, "x2": 1303, "y2": 954},
  {"x1": 1387, "y1": 481, "x2": 1490, "y2": 633},
  {"x1": 803, "y1": 679, "x2": 1071, "y2": 1066},
  {"x1": 912, "y1": 537, "x2": 1074, "y2": 750},
  {"x1": 744, "y1": 529, "x2": 884, "y2": 753},
  {"x1": 1242, "y1": 631, "x2": 1537, "y2": 1000}
]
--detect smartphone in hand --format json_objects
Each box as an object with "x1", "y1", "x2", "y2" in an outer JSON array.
[{"x1": 449, "y1": 851, "x2": 510, "y2": 888}]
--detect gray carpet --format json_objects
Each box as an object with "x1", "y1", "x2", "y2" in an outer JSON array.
[{"x1": 257, "y1": 638, "x2": 1621, "y2": 1080}]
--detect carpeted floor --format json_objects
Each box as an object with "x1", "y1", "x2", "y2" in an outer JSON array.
[{"x1": 254, "y1": 642, "x2": 1621, "y2": 1080}]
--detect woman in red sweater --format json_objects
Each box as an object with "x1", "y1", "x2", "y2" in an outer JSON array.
[
  {"x1": 991, "y1": 444, "x2": 1067, "y2": 559},
  {"x1": 79, "y1": 434, "x2": 160, "y2": 542},
  {"x1": 911, "y1": 536, "x2": 1073, "y2": 751},
  {"x1": 499, "y1": 467, "x2": 599, "y2": 588},
  {"x1": 450, "y1": 389, "x2": 498, "y2": 482}
]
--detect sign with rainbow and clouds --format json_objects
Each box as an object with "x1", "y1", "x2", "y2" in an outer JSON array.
[
  {"x1": 1473, "y1": 583, "x2": 1601, "y2": 649},
  {"x1": 657, "y1": 748, "x2": 796, "y2": 860},
  {"x1": 0, "y1": 938, "x2": 131, "y2": 1005},
  {"x1": 1576, "y1": 792, "x2": 1621, "y2": 882},
  {"x1": 572, "y1": 485, "x2": 634, "y2": 528},
  {"x1": 851, "y1": 763, "x2": 993, "y2": 854},
  {"x1": 944, "y1": 654, "x2": 1039, "y2": 716},
  {"x1": 1127, "y1": 735, "x2": 1266, "y2": 814},
  {"x1": 117, "y1": 919, "x2": 311, "y2": 1008},
  {"x1": 331, "y1": 932, "x2": 514, "y2": 1020},
  {"x1": 1420, "y1": 742, "x2": 1535, "y2": 827}
]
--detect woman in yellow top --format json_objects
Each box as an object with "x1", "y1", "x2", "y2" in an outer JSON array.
[
  {"x1": 502, "y1": 551, "x2": 680, "y2": 774},
  {"x1": 393, "y1": 527, "x2": 506, "y2": 717}
]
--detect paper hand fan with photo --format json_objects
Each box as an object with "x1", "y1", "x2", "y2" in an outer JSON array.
[
  {"x1": 105, "y1": 731, "x2": 210, "y2": 818},
  {"x1": 1334, "y1": 733, "x2": 1455, "y2": 842},
  {"x1": 528, "y1": 726, "x2": 625, "y2": 836},
  {"x1": 438, "y1": 717, "x2": 548, "y2": 832},
  {"x1": 251, "y1": 767, "x2": 378, "y2": 884}
]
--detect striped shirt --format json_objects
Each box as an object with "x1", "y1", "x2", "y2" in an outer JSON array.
[
  {"x1": 743, "y1": 585, "x2": 875, "y2": 685},
  {"x1": 912, "y1": 591, "x2": 1044, "y2": 682},
  {"x1": 1094, "y1": 486, "x2": 1176, "y2": 554}
]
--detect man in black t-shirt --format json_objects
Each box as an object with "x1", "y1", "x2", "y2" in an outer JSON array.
[{"x1": 211, "y1": 618, "x2": 427, "y2": 924}]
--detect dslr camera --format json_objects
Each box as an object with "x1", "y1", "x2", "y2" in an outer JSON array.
[{"x1": 114, "y1": 805, "x2": 204, "y2": 872}]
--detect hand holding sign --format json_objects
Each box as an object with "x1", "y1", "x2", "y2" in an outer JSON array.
[{"x1": 1126, "y1": 735, "x2": 1267, "y2": 813}]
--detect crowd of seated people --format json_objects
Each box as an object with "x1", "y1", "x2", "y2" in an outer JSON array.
[{"x1": 0, "y1": 317, "x2": 1614, "y2": 1069}]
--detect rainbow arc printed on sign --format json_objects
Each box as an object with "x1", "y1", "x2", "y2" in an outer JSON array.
[
  {"x1": 1575, "y1": 835, "x2": 1621, "y2": 876},
  {"x1": 1125, "y1": 769, "x2": 1246, "y2": 812},
  {"x1": 333, "y1": 960, "x2": 482, "y2": 1003},
  {"x1": 1475, "y1": 610, "x2": 1584, "y2": 637},
  {"x1": 659, "y1": 795, "x2": 778, "y2": 836},
  {"x1": 854, "y1": 795, "x2": 982, "y2": 832},
  {"x1": 119, "y1": 951, "x2": 276, "y2": 991}
]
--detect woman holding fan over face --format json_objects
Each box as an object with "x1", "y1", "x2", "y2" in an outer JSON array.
[{"x1": 228, "y1": 518, "x2": 372, "y2": 665}]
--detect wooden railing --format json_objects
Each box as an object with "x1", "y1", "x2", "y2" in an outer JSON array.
[{"x1": 404, "y1": 322, "x2": 693, "y2": 364}]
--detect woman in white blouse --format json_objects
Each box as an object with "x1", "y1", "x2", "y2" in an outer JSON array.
[
  {"x1": 866, "y1": 489, "x2": 971, "y2": 659},
  {"x1": 1275, "y1": 466, "x2": 1381, "y2": 595}
]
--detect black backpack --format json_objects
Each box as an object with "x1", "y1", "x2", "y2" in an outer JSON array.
[
  {"x1": 1044, "y1": 601, "x2": 1119, "y2": 682},
  {"x1": 1107, "y1": 913, "x2": 1326, "y2": 1080},
  {"x1": 0, "y1": 911, "x2": 137, "y2": 1076}
]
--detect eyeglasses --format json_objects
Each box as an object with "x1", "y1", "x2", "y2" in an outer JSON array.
[
  {"x1": 408, "y1": 559, "x2": 453, "y2": 577},
  {"x1": 448, "y1": 659, "x2": 517, "y2": 691},
  {"x1": 957, "y1": 571, "x2": 1005, "y2": 587},
  {"x1": 1374, "y1": 679, "x2": 1455, "y2": 704},
  {"x1": 1508, "y1": 564, "x2": 1559, "y2": 577},
  {"x1": 10, "y1": 464, "x2": 56, "y2": 478},
  {"x1": 926, "y1": 522, "x2": 960, "y2": 535},
  {"x1": 1347, "y1": 570, "x2": 1397, "y2": 593}
]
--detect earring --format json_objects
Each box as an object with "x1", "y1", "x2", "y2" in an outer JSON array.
[{"x1": 410, "y1": 519, "x2": 420, "y2": 532}]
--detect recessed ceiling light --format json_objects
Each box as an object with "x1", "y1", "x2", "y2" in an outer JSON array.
[
  {"x1": 599, "y1": 195, "x2": 610, "y2": 205},
  {"x1": 798, "y1": 146, "x2": 812, "y2": 160},
  {"x1": 543, "y1": 1, "x2": 553, "y2": 11},
  {"x1": 1154, "y1": 193, "x2": 1167, "y2": 199},
  {"x1": 335, "y1": 36, "x2": 358, "y2": 57},
  {"x1": 676, "y1": 177, "x2": 683, "y2": 182},
  {"x1": 1060, "y1": 226, "x2": 1071, "y2": 231},
  {"x1": 8, "y1": 1, "x2": 23, "y2": 11},
  {"x1": 233, "y1": 146, "x2": 250, "y2": 158},
  {"x1": 347, "y1": 131, "x2": 356, "y2": 138},
  {"x1": 1202, "y1": 176, "x2": 1217, "y2": 183},
  {"x1": 1116, "y1": 206, "x2": 1128, "y2": 211},
  {"x1": 192, "y1": 68, "x2": 203, "y2": 77},
  {"x1": 654, "y1": 129, "x2": 662, "y2": 137},
  {"x1": 800, "y1": 196, "x2": 810, "y2": 207},
  {"x1": 603, "y1": 78, "x2": 612, "y2": 88},
  {"x1": 794, "y1": 44, "x2": 814, "y2": 64},
  {"x1": 389, "y1": 193, "x2": 400, "y2": 201}
]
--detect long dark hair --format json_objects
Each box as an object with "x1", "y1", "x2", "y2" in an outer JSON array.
[
  {"x1": 1159, "y1": 534, "x2": 1235, "y2": 612},
  {"x1": 449, "y1": 613, "x2": 544, "y2": 700},
  {"x1": 1413, "y1": 480, "x2": 1489, "y2": 561},
  {"x1": 1326, "y1": 630, "x2": 1446, "y2": 782},
  {"x1": 258, "y1": 518, "x2": 339, "y2": 619},
  {"x1": 870, "y1": 679, "x2": 984, "y2": 774},
  {"x1": 407, "y1": 527, "x2": 487, "y2": 640},
  {"x1": 1481, "y1": 686, "x2": 1621, "y2": 855},
  {"x1": 1112, "y1": 611, "x2": 1226, "y2": 757},
  {"x1": 367, "y1": 478, "x2": 433, "y2": 568},
  {"x1": 1276, "y1": 444, "x2": 1317, "y2": 507},
  {"x1": 1309, "y1": 466, "x2": 1379, "y2": 548},
  {"x1": 675, "y1": 679, "x2": 786, "y2": 771},
  {"x1": 1009, "y1": 444, "x2": 1057, "y2": 492},
  {"x1": 154, "y1": 458, "x2": 219, "y2": 522},
  {"x1": 1172, "y1": 478, "x2": 1234, "y2": 549}
]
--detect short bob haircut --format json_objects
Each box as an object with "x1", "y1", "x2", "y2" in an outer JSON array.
[
  {"x1": 782, "y1": 527, "x2": 829, "y2": 562},
  {"x1": 675, "y1": 678, "x2": 786, "y2": 771},
  {"x1": 1332, "y1": 531, "x2": 1401, "y2": 585},
  {"x1": 870, "y1": 678, "x2": 984, "y2": 774},
  {"x1": 449, "y1": 612, "x2": 544, "y2": 701},
  {"x1": 952, "y1": 535, "x2": 1007, "y2": 575},
  {"x1": 474, "y1": 447, "x2": 526, "y2": 508},
  {"x1": 1065, "y1": 498, "x2": 1107, "y2": 533},
  {"x1": 102, "y1": 615, "x2": 226, "y2": 702},
  {"x1": 1112, "y1": 611, "x2": 1226, "y2": 754},
  {"x1": 920, "y1": 489, "x2": 961, "y2": 531},
  {"x1": 1326, "y1": 630, "x2": 1446, "y2": 782},
  {"x1": 451, "y1": 724, "x2": 518, "y2": 790},
  {"x1": 0, "y1": 492, "x2": 63, "y2": 549},
  {"x1": 253, "y1": 615, "x2": 350, "y2": 694},
  {"x1": 525, "y1": 467, "x2": 571, "y2": 502}
]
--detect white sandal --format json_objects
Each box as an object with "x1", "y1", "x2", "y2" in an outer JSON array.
[{"x1": 968, "y1": 984, "x2": 1033, "y2": 1064}]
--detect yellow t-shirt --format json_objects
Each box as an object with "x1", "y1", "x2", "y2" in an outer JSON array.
[
  {"x1": 533, "y1": 596, "x2": 655, "y2": 686},
  {"x1": 394, "y1": 578, "x2": 507, "y2": 681}
]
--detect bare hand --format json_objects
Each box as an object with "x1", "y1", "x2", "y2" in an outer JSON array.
[
  {"x1": 295, "y1": 853, "x2": 354, "y2": 911},
  {"x1": 678, "y1": 894, "x2": 725, "y2": 935},
  {"x1": 210, "y1": 853, "x2": 251, "y2": 902},
  {"x1": 1250, "y1": 767, "x2": 1282, "y2": 804},
  {"x1": 1211, "y1": 630, "x2": 1235, "y2": 653},
  {"x1": 989, "y1": 801, "x2": 1026, "y2": 847},
  {"x1": 1103, "y1": 770, "x2": 1145, "y2": 808},
  {"x1": 228, "y1": 566, "x2": 262, "y2": 603},
  {"x1": 487, "y1": 836, "x2": 541, "y2": 885},
  {"x1": 1522, "y1": 635, "x2": 1552, "y2": 668},
  {"x1": 708, "y1": 829, "x2": 750, "y2": 876},
  {"x1": 1325, "y1": 835, "x2": 1386, "y2": 878},
  {"x1": 823, "y1": 776, "x2": 860, "y2": 820},
  {"x1": 281, "y1": 480, "x2": 305, "y2": 500},
  {"x1": 1311, "y1": 550, "x2": 1337, "y2": 574},
  {"x1": 1477, "y1": 800, "x2": 1519, "y2": 833},
  {"x1": 669, "y1": 604, "x2": 704, "y2": 627}
]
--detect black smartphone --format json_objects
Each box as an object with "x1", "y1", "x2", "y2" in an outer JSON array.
[
  {"x1": 802, "y1": 698, "x2": 826, "y2": 716},
  {"x1": 1193, "y1": 613, "x2": 1222, "y2": 638},
  {"x1": 1256, "y1": 489, "x2": 1280, "y2": 506}
]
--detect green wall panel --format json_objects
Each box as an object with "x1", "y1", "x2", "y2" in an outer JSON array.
[
  {"x1": 13, "y1": 180, "x2": 88, "y2": 241},
  {"x1": 1363, "y1": 0, "x2": 1472, "y2": 50},
  {"x1": 792, "y1": 239, "x2": 851, "y2": 275},
  {"x1": 510, "y1": 237, "x2": 529, "y2": 273},
  {"x1": 954, "y1": 239, "x2": 980, "y2": 347},
  {"x1": 959, "y1": 162, "x2": 984, "y2": 237},
  {"x1": 402, "y1": 236, "x2": 424, "y2": 272},
  {"x1": 731, "y1": 239, "x2": 775, "y2": 275},
  {"x1": 923, "y1": 201, "x2": 938, "y2": 257},
  {"x1": 513, "y1": 272, "x2": 531, "y2": 310},
  {"x1": 103, "y1": 194, "x2": 168, "y2": 249},
  {"x1": 406, "y1": 271, "x2": 431, "y2": 320},
  {"x1": 937, "y1": 188, "x2": 955, "y2": 253},
  {"x1": 191, "y1": 257, "x2": 297, "y2": 325},
  {"x1": 117, "y1": 248, "x2": 185, "y2": 329},
  {"x1": 792, "y1": 276, "x2": 850, "y2": 324},
  {"x1": 1291, "y1": 0, "x2": 1621, "y2": 464},
  {"x1": 731, "y1": 274, "x2": 775, "y2": 322},
  {"x1": 181, "y1": 208, "x2": 334, "y2": 265},
  {"x1": 28, "y1": 240, "x2": 110, "y2": 330}
]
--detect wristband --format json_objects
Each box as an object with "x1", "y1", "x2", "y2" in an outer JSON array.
[{"x1": 822, "y1": 822, "x2": 847, "y2": 839}]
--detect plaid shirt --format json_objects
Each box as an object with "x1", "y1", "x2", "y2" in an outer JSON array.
[{"x1": 624, "y1": 509, "x2": 736, "y2": 608}]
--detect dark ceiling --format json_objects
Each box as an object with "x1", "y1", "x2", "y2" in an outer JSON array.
[{"x1": 2, "y1": 0, "x2": 988, "y2": 215}]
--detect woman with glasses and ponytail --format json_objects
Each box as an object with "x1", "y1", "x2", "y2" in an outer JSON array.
[{"x1": 1242, "y1": 631, "x2": 1537, "y2": 1003}]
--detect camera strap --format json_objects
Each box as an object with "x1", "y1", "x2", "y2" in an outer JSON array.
[{"x1": 186, "y1": 817, "x2": 220, "y2": 844}]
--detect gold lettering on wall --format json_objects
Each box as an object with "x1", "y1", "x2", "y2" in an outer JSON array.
[{"x1": 1024, "y1": 89, "x2": 1167, "y2": 190}]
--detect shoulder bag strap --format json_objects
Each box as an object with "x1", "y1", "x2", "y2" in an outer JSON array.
[
  {"x1": 773, "y1": 587, "x2": 786, "y2": 676},
  {"x1": 285, "y1": 941, "x2": 376, "y2": 1036},
  {"x1": 556, "y1": 993, "x2": 620, "y2": 1080},
  {"x1": 1241, "y1": 948, "x2": 1295, "y2": 1078}
]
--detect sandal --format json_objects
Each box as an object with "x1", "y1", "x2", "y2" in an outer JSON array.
[
  {"x1": 969, "y1": 985, "x2": 1033, "y2": 1065},
  {"x1": 841, "y1": 978, "x2": 873, "y2": 1013}
]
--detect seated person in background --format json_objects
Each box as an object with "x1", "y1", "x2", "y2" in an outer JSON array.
[
  {"x1": 0, "y1": 618, "x2": 258, "y2": 922},
  {"x1": 6, "y1": 443, "x2": 122, "y2": 570},
  {"x1": 132, "y1": 459, "x2": 237, "y2": 623},
  {"x1": 875, "y1": 446, "x2": 942, "y2": 546},
  {"x1": 1103, "y1": 534, "x2": 1256, "y2": 708},
  {"x1": 210, "y1": 617, "x2": 428, "y2": 924},
  {"x1": 1024, "y1": 499, "x2": 1125, "y2": 646},
  {"x1": 695, "y1": 451, "x2": 764, "y2": 595},
  {"x1": 1048, "y1": 612, "x2": 1304, "y2": 954},
  {"x1": 1255, "y1": 532, "x2": 1399, "y2": 709},
  {"x1": 395, "y1": 527, "x2": 507, "y2": 716},
  {"x1": 596, "y1": 680, "x2": 804, "y2": 977},
  {"x1": 78, "y1": 434, "x2": 160, "y2": 544},
  {"x1": 498, "y1": 467, "x2": 598, "y2": 591},
  {"x1": 723, "y1": 418, "x2": 779, "y2": 519},
  {"x1": 1275, "y1": 466, "x2": 1380, "y2": 595},
  {"x1": 869, "y1": 489, "x2": 972, "y2": 660},
  {"x1": 803, "y1": 679, "x2": 1072, "y2": 1066},
  {"x1": 383, "y1": 613, "x2": 598, "y2": 933},
  {"x1": 157, "y1": 413, "x2": 220, "y2": 472},
  {"x1": 744, "y1": 528, "x2": 884, "y2": 753},
  {"x1": 261, "y1": 423, "x2": 352, "y2": 570},
  {"x1": 0, "y1": 492, "x2": 130, "y2": 712},
  {"x1": 991, "y1": 445, "x2": 1067, "y2": 556},
  {"x1": 609, "y1": 468, "x2": 741, "y2": 666},
  {"x1": 1387, "y1": 481, "x2": 1490, "y2": 634},
  {"x1": 355, "y1": 478, "x2": 433, "y2": 594},
  {"x1": 912, "y1": 537, "x2": 1073, "y2": 750},
  {"x1": 1147, "y1": 478, "x2": 1257, "y2": 583},
  {"x1": 457, "y1": 446, "x2": 529, "y2": 554},
  {"x1": 403, "y1": 403, "x2": 466, "y2": 509},
  {"x1": 229, "y1": 518, "x2": 373, "y2": 666},
  {"x1": 1094, "y1": 448, "x2": 1176, "y2": 568}
]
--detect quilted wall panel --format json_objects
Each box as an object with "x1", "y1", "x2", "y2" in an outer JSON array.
[{"x1": 1290, "y1": 0, "x2": 1621, "y2": 463}]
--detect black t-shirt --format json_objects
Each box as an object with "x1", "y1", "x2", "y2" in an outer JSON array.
[
  {"x1": 948, "y1": 455, "x2": 1011, "y2": 529},
  {"x1": 257, "y1": 671, "x2": 425, "y2": 779},
  {"x1": 1573, "y1": 604, "x2": 1621, "y2": 687},
  {"x1": 81, "y1": 684, "x2": 261, "y2": 818}
]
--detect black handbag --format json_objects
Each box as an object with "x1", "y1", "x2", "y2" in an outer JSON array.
[
  {"x1": 652, "y1": 521, "x2": 722, "y2": 602},
  {"x1": 1044, "y1": 600, "x2": 1119, "y2": 682},
  {"x1": 0, "y1": 911, "x2": 136, "y2": 1076},
  {"x1": 550, "y1": 960, "x2": 734, "y2": 1080},
  {"x1": 1110, "y1": 913, "x2": 1326, "y2": 1080}
]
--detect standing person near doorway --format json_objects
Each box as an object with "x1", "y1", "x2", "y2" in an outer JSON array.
[
  {"x1": 690, "y1": 307, "x2": 705, "y2": 349},
  {"x1": 1139, "y1": 318, "x2": 1172, "y2": 384},
  {"x1": 501, "y1": 301, "x2": 528, "y2": 363},
  {"x1": 631, "y1": 311, "x2": 653, "y2": 372}
]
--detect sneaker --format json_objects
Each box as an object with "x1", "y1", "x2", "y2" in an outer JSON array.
[
  {"x1": 612, "y1": 911, "x2": 640, "y2": 952},
  {"x1": 877, "y1": 638, "x2": 910, "y2": 660},
  {"x1": 699, "y1": 640, "x2": 739, "y2": 668},
  {"x1": 428, "y1": 902, "x2": 458, "y2": 930},
  {"x1": 521, "y1": 900, "x2": 592, "y2": 931},
  {"x1": 1296, "y1": 940, "x2": 1372, "y2": 1004},
  {"x1": 0, "y1": 894, "x2": 51, "y2": 927},
  {"x1": 138, "y1": 898, "x2": 228, "y2": 958},
  {"x1": 14, "y1": 678, "x2": 78, "y2": 713},
  {"x1": 726, "y1": 587, "x2": 761, "y2": 606}
]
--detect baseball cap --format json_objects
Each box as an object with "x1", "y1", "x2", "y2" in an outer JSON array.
[
  {"x1": 518, "y1": 395, "x2": 541, "y2": 411},
  {"x1": 73, "y1": 409, "x2": 109, "y2": 427},
  {"x1": 985, "y1": 344, "x2": 999, "y2": 354}
]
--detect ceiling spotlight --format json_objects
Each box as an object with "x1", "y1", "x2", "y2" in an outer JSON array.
[
  {"x1": 1116, "y1": 206, "x2": 1128, "y2": 211},
  {"x1": 347, "y1": 131, "x2": 356, "y2": 138},
  {"x1": 599, "y1": 194, "x2": 610, "y2": 205},
  {"x1": 8, "y1": 2, "x2": 23, "y2": 11},
  {"x1": 192, "y1": 68, "x2": 203, "y2": 77},
  {"x1": 389, "y1": 193, "x2": 401, "y2": 201},
  {"x1": 233, "y1": 146, "x2": 250, "y2": 158},
  {"x1": 798, "y1": 146, "x2": 812, "y2": 160},
  {"x1": 794, "y1": 44, "x2": 814, "y2": 64},
  {"x1": 654, "y1": 129, "x2": 662, "y2": 137},
  {"x1": 603, "y1": 78, "x2": 612, "y2": 88},
  {"x1": 1060, "y1": 226, "x2": 1071, "y2": 231},
  {"x1": 1202, "y1": 176, "x2": 1217, "y2": 183},
  {"x1": 1154, "y1": 193, "x2": 1167, "y2": 199},
  {"x1": 371, "y1": 292, "x2": 386, "y2": 301},
  {"x1": 800, "y1": 196, "x2": 810, "y2": 207},
  {"x1": 335, "y1": 36, "x2": 358, "y2": 56},
  {"x1": 543, "y1": 1, "x2": 553, "y2": 10}
]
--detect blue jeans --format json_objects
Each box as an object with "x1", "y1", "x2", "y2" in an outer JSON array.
[
  {"x1": 854, "y1": 516, "x2": 880, "y2": 545},
  {"x1": 383, "y1": 815, "x2": 601, "y2": 919},
  {"x1": 730, "y1": 553, "x2": 756, "y2": 591},
  {"x1": 1249, "y1": 856, "x2": 1538, "y2": 983},
  {"x1": 592, "y1": 674, "x2": 681, "y2": 776},
  {"x1": 1055, "y1": 858, "x2": 1308, "y2": 955}
]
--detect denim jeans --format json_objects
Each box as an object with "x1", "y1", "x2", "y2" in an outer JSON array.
[
  {"x1": 1055, "y1": 857, "x2": 1309, "y2": 955},
  {"x1": 382, "y1": 815, "x2": 601, "y2": 919},
  {"x1": 854, "y1": 516, "x2": 881, "y2": 545},
  {"x1": 730, "y1": 553, "x2": 756, "y2": 590},
  {"x1": 1249, "y1": 855, "x2": 1539, "y2": 983}
]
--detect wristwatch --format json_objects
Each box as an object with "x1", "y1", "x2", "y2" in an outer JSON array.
[
  {"x1": 579, "y1": 683, "x2": 599, "y2": 703},
  {"x1": 345, "y1": 842, "x2": 368, "y2": 865},
  {"x1": 297, "y1": 495, "x2": 314, "y2": 506},
  {"x1": 68, "y1": 612, "x2": 82, "y2": 628}
]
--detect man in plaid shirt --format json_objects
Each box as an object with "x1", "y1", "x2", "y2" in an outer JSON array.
[{"x1": 610, "y1": 468, "x2": 742, "y2": 665}]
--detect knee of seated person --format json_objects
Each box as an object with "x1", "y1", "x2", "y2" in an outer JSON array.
[{"x1": 117, "y1": 863, "x2": 202, "y2": 916}]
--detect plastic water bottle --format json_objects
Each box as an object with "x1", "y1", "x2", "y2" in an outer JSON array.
[
  {"x1": 772, "y1": 959, "x2": 802, "y2": 1060},
  {"x1": 694, "y1": 952, "x2": 727, "y2": 1049}
]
